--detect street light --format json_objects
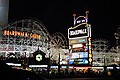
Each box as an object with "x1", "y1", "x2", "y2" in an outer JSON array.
[
  {"x1": 58, "y1": 52, "x2": 60, "y2": 74},
  {"x1": 103, "y1": 55, "x2": 105, "y2": 66},
  {"x1": 47, "y1": 42, "x2": 51, "y2": 76},
  {"x1": 103, "y1": 54, "x2": 106, "y2": 71}
]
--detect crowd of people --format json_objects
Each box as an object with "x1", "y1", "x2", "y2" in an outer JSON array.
[{"x1": 37, "y1": 67, "x2": 120, "y2": 79}]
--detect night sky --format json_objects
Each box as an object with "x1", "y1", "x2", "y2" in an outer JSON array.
[{"x1": 8, "y1": 0, "x2": 120, "y2": 46}]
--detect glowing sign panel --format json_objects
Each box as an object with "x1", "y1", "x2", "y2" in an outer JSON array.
[
  {"x1": 68, "y1": 24, "x2": 88, "y2": 39},
  {"x1": 69, "y1": 58, "x2": 89, "y2": 65},
  {"x1": 36, "y1": 54, "x2": 42, "y2": 61},
  {"x1": 70, "y1": 28, "x2": 87, "y2": 36},
  {"x1": 71, "y1": 52, "x2": 88, "y2": 59},
  {"x1": 72, "y1": 43, "x2": 83, "y2": 48},
  {"x1": 75, "y1": 16, "x2": 87, "y2": 26},
  {"x1": 3, "y1": 30, "x2": 41, "y2": 39},
  {"x1": 69, "y1": 38, "x2": 87, "y2": 45}
]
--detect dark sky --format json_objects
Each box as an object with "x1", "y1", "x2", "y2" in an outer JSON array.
[{"x1": 8, "y1": 0, "x2": 120, "y2": 45}]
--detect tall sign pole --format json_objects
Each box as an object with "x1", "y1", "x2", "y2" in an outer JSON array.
[
  {"x1": 73, "y1": 13, "x2": 76, "y2": 27},
  {"x1": 85, "y1": 11, "x2": 89, "y2": 23},
  {"x1": 68, "y1": 11, "x2": 92, "y2": 67}
]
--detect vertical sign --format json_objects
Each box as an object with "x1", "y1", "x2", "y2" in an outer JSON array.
[{"x1": 68, "y1": 14, "x2": 92, "y2": 67}]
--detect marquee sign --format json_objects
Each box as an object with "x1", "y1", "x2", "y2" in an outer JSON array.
[
  {"x1": 68, "y1": 12, "x2": 92, "y2": 66},
  {"x1": 74, "y1": 16, "x2": 87, "y2": 26},
  {"x1": 69, "y1": 38, "x2": 87, "y2": 45},
  {"x1": 68, "y1": 23, "x2": 88, "y2": 39},
  {"x1": 3, "y1": 30, "x2": 41, "y2": 39}
]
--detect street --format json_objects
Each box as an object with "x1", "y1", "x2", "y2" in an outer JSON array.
[{"x1": 47, "y1": 77, "x2": 116, "y2": 80}]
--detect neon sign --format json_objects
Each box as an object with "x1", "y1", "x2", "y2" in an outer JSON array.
[
  {"x1": 68, "y1": 24, "x2": 88, "y2": 39},
  {"x1": 3, "y1": 30, "x2": 41, "y2": 39},
  {"x1": 75, "y1": 16, "x2": 87, "y2": 26},
  {"x1": 69, "y1": 28, "x2": 87, "y2": 36}
]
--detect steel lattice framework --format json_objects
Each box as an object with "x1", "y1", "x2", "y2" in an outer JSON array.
[
  {"x1": 49, "y1": 32, "x2": 69, "y2": 63},
  {"x1": 92, "y1": 38, "x2": 119, "y2": 66},
  {"x1": 0, "y1": 18, "x2": 69, "y2": 63},
  {"x1": 92, "y1": 38, "x2": 110, "y2": 52},
  {"x1": 0, "y1": 18, "x2": 51, "y2": 57},
  {"x1": 114, "y1": 26, "x2": 120, "y2": 52}
]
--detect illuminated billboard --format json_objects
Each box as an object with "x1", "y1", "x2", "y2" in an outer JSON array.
[
  {"x1": 69, "y1": 58, "x2": 89, "y2": 65},
  {"x1": 71, "y1": 52, "x2": 88, "y2": 58},
  {"x1": 3, "y1": 30, "x2": 41, "y2": 39},
  {"x1": 68, "y1": 37, "x2": 92, "y2": 66},
  {"x1": 68, "y1": 23, "x2": 88, "y2": 39},
  {"x1": 68, "y1": 12, "x2": 92, "y2": 66},
  {"x1": 69, "y1": 38, "x2": 87, "y2": 45},
  {"x1": 74, "y1": 16, "x2": 87, "y2": 26},
  {"x1": 69, "y1": 51, "x2": 89, "y2": 66}
]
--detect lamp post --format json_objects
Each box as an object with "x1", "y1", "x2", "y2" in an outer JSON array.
[
  {"x1": 103, "y1": 55, "x2": 105, "y2": 66},
  {"x1": 114, "y1": 32, "x2": 119, "y2": 52},
  {"x1": 103, "y1": 54, "x2": 106, "y2": 71},
  {"x1": 22, "y1": 52, "x2": 27, "y2": 69},
  {"x1": 58, "y1": 52, "x2": 60, "y2": 74},
  {"x1": 47, "y1": 42, "x2": 51, "y2": 76}
]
